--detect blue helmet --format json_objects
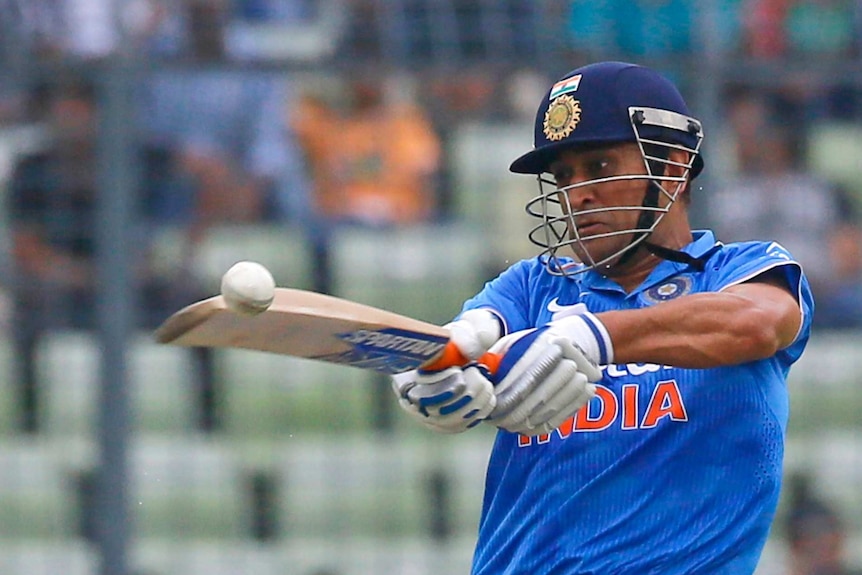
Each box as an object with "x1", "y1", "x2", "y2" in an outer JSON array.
[
  {"x1": 510, "y1": 61, "x2": 704, "y2": 178},
  {"x1": 511, "y1": 62, "x2": 706, "y2": 276}
]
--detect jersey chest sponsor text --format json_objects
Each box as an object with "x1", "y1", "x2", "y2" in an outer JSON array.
[{"x1": 518, "y1": 363, "x2": 688, "y2": 447}]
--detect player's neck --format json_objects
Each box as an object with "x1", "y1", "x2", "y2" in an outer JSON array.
[
  {"x1": 601, "y1": 250, "x2": 660, "y2": 292},
  {"x1": 603, "y1": 227, "x2": 694, "y2": 292}
]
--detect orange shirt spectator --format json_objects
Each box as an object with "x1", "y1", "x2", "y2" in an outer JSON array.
[{"x1": 293, "y1": 77, "x2": 441, "y2": 226}]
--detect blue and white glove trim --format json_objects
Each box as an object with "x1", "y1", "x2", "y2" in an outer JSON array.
[
  {"x1": 484, "y1": 311, "x2": 610, "y2": 436},
  {"x1": 549, "y1": 311, "x2": 614, "y2": 366},
  {"x1": 391, "y1": 366, "x2": 497, "y2": 434}
]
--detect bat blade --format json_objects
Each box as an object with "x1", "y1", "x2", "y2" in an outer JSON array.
[{"x1": 155, "y1": 288, "x2": 465, "y2": 374}]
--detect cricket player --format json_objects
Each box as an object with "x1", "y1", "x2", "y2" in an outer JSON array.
[{"x1": 392, "y1": 61, "x2": 814, "y2": 574}]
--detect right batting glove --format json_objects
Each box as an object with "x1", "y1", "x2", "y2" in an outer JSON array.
[
  {"x1": 390, "y1": 308, "x2": 503, "y2": 433},
  {"x1": 391, "y1": 365, "x2": 496, "y2": 433}
]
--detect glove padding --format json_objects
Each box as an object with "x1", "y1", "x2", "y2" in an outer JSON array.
[
  {"x1": 390, "y1": 308, "x2": 502, "y2": 434},
  {"x1": 489, "y1": 325, "x2": 603, "y2": 436},
  {"x1": 391, "y1": 365, "x2": 496, "y2": 434},
  {"x1": 444, "y1": 308, "x2": 503, "y2": 360}
]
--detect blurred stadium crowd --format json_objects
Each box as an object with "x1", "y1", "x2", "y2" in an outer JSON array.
[{"x1": 0, "y1": 1, "x2": 861, "y2": 575}]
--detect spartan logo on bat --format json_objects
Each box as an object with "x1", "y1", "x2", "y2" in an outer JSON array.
[
  {"x1": 543, "y1": 95, "x2": 582, "y2": 141},
  {"x1": 326, "y1": 328, "x2": 449, "y2": 374}
]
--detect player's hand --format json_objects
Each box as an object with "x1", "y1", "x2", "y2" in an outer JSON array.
[
  {"x1": 391, "y1": 365, "x2": 496, "y2": 434},
  {"x1": 488, "y1": 312, "x2": 610, "y2": 436},
  {"x1": 443, "y1": 308, "x2": 503, "y2": 360}
]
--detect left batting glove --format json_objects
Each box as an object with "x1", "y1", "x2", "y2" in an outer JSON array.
[
  {"x1": 391, "y1": 365, "x2": 496, "y2": 433},
  {"x1": 488, "y1": 311, "x2": 611, "y2": 436}
]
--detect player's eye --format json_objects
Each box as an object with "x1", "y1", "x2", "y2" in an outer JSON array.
[
  {"x1": 551, "y1": 167, "x2": 573, "y2": 187},
  {"x1": 585, "y1": 159, "x2": 610, "y2": 176}
]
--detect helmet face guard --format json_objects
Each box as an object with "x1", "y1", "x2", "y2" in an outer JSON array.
[
  {"x1": 526, "y1": 106, "x2": 703, "y2": 275},
  {"x1": 510, "y1": 62, "x2": 705, "y2": 276}
]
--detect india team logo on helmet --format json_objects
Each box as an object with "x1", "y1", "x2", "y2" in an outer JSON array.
[
  {"x1": 511, "y1": 61, "x2": 704, "y2": 178},
  {"x1": 543, "y1": 95, "x2": 582, "y2": 142}
]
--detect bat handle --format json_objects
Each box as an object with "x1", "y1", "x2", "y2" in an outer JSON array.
[{"x1": 421, "y1": 341, "x2": 502, "y2": 375}]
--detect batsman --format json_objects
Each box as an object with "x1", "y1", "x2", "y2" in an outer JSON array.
[{"x1": 392, "y1": 61, "x2": 814, "y2": 574}]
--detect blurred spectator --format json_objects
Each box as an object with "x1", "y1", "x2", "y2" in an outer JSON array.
[
  {"x1": 11, "y1": 0, "x2": 120, "y2": 60},
  {"x1": 783, "y1": 473, "x2": 862, "y2": 575},
  {"x1": 226, "y1": 0, "x2": 344, "y2": 62},
  {"x1": 124, "y1": 0, "x2": 187, "y2": 57},
  {"x1": 7, "y1": 78, "x2": 214, "y2": 433},
  {"x1": 814, "y1": 223, "x2": 862, "y2": 329},
  {"x1": 784, "y1": 0, "x2": 855, "y2": 58},
  {"x1": 742, "y1": 0, "x2": 857, "y2": 59},
  {"x1": 740, "y1": 0, "x2": 860, "y2": 121},
  {"x1": 230, "y1": 0, "x2": 317, "y2": 26},
  {"x1": 426, "y1": 68, "x2": 501, "y2": 124},
  {"x1": 291, "y1": 74, "x2": 441, "y2": 226},
  {"x1": 706, "y1": 92, "x2": 856, "y2": 293},
  {"x1": 342, "y1": 0, "x2": 541, "y2": 67},
  {"x1": 504, "y1": 68, "x2": 553, "y2": 125},
  {"x1": 769, "y1": 77, "x2": 858, "y2": 130},
  {"x1": 567, "y1": 0, "x2": 697, "y2": 59},
  {"x1": 137, "y1": 0, "x2": 314, "y2": 240},
  {"x1": 741, "y1": 0, "x2": 790, "y2": 58},
  {"x1": 0, "y1": 81, "x2": 27, "y2": 127},
  {"x1": 133, "y1": 0, "x2": 342, "y2": 62}
]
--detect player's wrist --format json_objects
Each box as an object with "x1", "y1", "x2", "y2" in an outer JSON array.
[{"x1": 551, "y1": 312, "x2": 614, "y2": 365}]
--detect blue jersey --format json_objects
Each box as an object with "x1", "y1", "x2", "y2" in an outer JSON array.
[{"x1": 465, "y1": 231, "x2": 814, "y2": 575}]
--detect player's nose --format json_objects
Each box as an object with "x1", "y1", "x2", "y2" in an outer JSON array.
[{"x1": 560, "y1": 178, "x2": 600, "y2": 211}]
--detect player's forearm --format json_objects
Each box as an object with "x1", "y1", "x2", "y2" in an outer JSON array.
[{"x1": 596, "y1": 292, "x2": 789, "y2": 368}]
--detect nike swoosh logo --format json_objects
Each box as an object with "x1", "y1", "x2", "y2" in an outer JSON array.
[{"x1": 547, "y1": 297, "x2": 584, "y2": 313}]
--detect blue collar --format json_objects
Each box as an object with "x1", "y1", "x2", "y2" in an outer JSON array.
[{"x1": 577, "y1": 230, "x2": 721, "y2": 295}]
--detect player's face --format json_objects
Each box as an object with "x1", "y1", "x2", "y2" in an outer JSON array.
[{"x1": 548, "y1": 143, "x2": 653, "y2": 267}]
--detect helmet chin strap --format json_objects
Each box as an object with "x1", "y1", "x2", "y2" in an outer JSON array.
[
  {"x1": 643, "y1": 239, "x2": 707, "y2": 271},
  {"x1": 612, "y1": 179, "x2": 661, "y2": 269},
  {"x1": 613, "y1": 162, "x2": 709, "y2": 272}
]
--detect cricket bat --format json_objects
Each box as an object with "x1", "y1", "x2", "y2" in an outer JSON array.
[{"x1": 154, "y1": 288, "x2": 501, "y2": 375}]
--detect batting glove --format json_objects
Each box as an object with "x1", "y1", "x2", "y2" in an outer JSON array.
[
  {"x1": 443, "y1": 308, "x2": 504, "y2": 360},
  {"x1": 389, "y1": 308, "x2": 502, "y2": 433},
  {"x1": 488, "y1": 311, "x2": 611, "y2": 436},
  {"x1": 391, "y1": 366, "x2": 496, "y2": 433}
]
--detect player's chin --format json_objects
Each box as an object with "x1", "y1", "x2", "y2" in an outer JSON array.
[{"x1": 569, "y1": 236, "x2": 631, "y2": 268}]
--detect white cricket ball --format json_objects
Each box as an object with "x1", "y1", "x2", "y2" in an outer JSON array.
[{"x1": 220, "y1": 261, "x2": 276, "y2": 316}]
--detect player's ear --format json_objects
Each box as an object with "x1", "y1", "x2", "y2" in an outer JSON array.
[
  {"x1": 666, "y1": 149, "x2": 693, "y2": 179},
  {"x1": 664, "y1": 149, "x2": 695, "y2": 205}
]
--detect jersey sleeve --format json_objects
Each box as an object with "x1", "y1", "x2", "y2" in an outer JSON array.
[{"x1": 714, "y1": 241, "x2": 814, "y2": 363}]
